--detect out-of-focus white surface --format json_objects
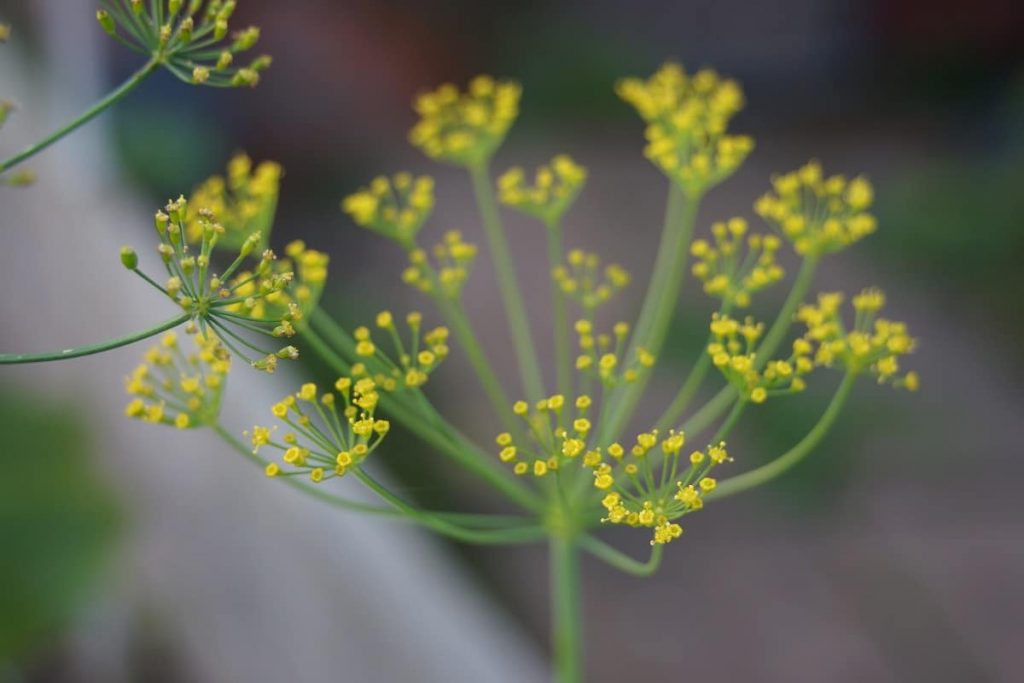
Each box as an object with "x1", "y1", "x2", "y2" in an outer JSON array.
[{"x1": 0, "y1": 4, "x2": 545, "y2": 681}]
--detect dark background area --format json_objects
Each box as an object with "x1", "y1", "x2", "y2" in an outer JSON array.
[{"x1": 2, "y1": 1, "x2": 1023, "y2": 681}]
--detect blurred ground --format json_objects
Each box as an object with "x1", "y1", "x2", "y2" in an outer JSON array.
[{"x1": 1, "y1": 0, "x2": 1023, "y2": 681}]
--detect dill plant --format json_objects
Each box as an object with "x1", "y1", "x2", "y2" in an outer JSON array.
[{"x1": 0, "y1": 6, "x2": 920, "y2": 681}]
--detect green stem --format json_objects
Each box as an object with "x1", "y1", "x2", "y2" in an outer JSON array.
[
  {"x1": 468, "y1": 162, "x2": 545, "y2": 404},
  {"x1": 550, "y1": 535, "x2": 583, "y2": 683},
  {"x1": 0, "y1": 58, "x2": 159, "y2": 173},
  {"x1": 755, "y1": 256, "x2": 819, "y2": 368},
  {"x1": 303, "y1": 316, "x2": 544, "y2": 511},
  {"x1": 655, "y1": 352, "x2": 711, "y2": 433},
  {"x1": 679, "y1": 385, "x2": 735, "y2": 437},
  {"x1": 0, "y1": 313, "x2": 188, "y2": 364},
  {"x1": 709, "y1": 398, "x2": 746, "y2": 444},
  {"x1": 599, "y1": 185, "x2": 700, "y2": 444},
  {"x1": 578, "y1": 535, "x2": 664, "y2": 577},
  {"x1": 439, "y1": 297, "x2": 523, "y2": 439},
  {"x1": 353, "y1": 467, "x2": 546, "y2": 545},
  {"x1": 546, "y1": 220, "x2": 572, "y2": 401},
  {"x1": 707, "y1": 371, "x2": 857, "y2": 500}
]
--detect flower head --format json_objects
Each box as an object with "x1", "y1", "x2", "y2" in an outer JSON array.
[
  {"x1": 707, "y1": 313, "x2": 813, "y2": 403},
  {"x1": 754, "y1": 161, "x2": 877, "y2": 257},
  {"x1": 409, "y1": 75, "x2": 521, "y2": 167},
  {"x1": 690, "y1": 217, "x2": 784, "y2": 308},
  {"x1": 797, "y1": 289, "x2": 918, "y2": 388},
  {"x1": 348, "y1": 311, "x2": 450, "y2": 391},
  {"x1": 123, "y1": 196, "x2": 309, "y2": 371},
  {"x1": 402, "y1": 230, "x2": 478, "y2": 300},
  {"x1": 250, "y1": 377, "x2": 390, "y2": 482},
  {"x1": 124, "y1": 332, "x2": 230, "y2": 429},
  {"x1": 496, "y1": 392, "x2": 600, "y2": 478},
  {"x1": 552, "y1": 249, "x2": 630, "y2": 312},
  {"x1": 96, "y1": 1, "x2": 270, "y2": 87},
  {"x1": 617, "y1": 62, "x2": 753, "y2": 196},
  {"x1": 595, "y1": 438, "x2": 733, "y2": 545},
  {"x1": 187, "y1": 153, "x2": 282, "y2": 250},
  {"x1": 573, "y1": 319, "x2": 654, "y2": 386},
  {"x1": 498, "y1": 155, "x2": 587, "y2": 225},
  {"x1": 341, "y1": 173, "x2": 435, "y2": 248}
]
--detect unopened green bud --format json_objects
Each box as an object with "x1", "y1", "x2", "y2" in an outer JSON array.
[
  {"x1": 232, "y1": 26, "x2": 260, "y2": 51},
  {"x1": 250, "y1": 55, "x2": 272, "y2": 72},
  {"x1": 154, "y1": 211, "x2": 169, "y2": 234},
  {"x1": 120, "y1": 246, "x2": 138, "y2": 270},
  {"x1": 216, "y1": 51, "x2": 233, "y2": 70},
  {"x1": 214, "y1": 18, "x2": 228, "y2": 41},
  {"x1": 179, "y1": 17, "x2": 193, "y2": 43},
  {"x1": 169, "y1": 0, "x2": 183, "y2": 15},
  {"x1": 130, "y1": 0, "x2": 144, "y2": 16},
  {"x1": 96, "y1": 11, "x2": 116, "y2": 36},
  {"x1": 240, "y1": 232, "x2": 261, "y2": 257}
]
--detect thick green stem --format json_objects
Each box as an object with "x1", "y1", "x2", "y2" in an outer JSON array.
[
  {"x1": 600, "y1": 185, "x2": 700, "y2": 444},
  {"x1": 546, "y1": 221, "x2": 572, "y2": 401},
  {"x1": 707, "y1": 372, "x2": 857, "y2": 500},
  {"x1": 304, "y1": 315, "x2": 543, "y2": 511},
  {"x1": 468, "y1": 162, "x2": 545, "y2": 404},
  {"x1": 0, "y1": 313, "x2": 188, "y2": 364},
  {"x1": 579, "y1": 535, "x2": 663, "y2": 577},
  {"x1": 709, "y1": 399, "x2": 746, "y2": 444},
  {"x1": 550, "y1": 535, "x2": 583, "y2": 683},
  {"x1": 0, "y1": 58, "x2": 159, "y2": 173},
  {"x1": 680, "y1": 385, "x2": 736, "y2": 437}
]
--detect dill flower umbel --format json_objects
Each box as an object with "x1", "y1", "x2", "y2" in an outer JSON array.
[
  {"x1": 690, "y1": 217, "x2": 784, "y2": 308},
  {"x1": 251, "y1": 377, "x2": 390, "y2": 482},
  {"x1": 402, "y1": 231, "x2": 479, "y2": 300},
  {"x1": 594, "y1": 438, "x2": 732, "y2": 545},
  {"x1": 707, "y1": 313, "x2": 812, "y2": 403},
  {"x1": 122, "y1": 196, "x2": 309, "y2": 371},
  {"x1": 409, "y1": 76, "x2": 521, "y2": 167},
  {"x1": 96, "y1": 0, "x2": 270, "y2": 87},
  {"x1": 552, "y1": 250, "x2": 631, "y2": 313},
  {"x1": 124, "y1": 332, "x2": 230, "y2": 429},
  {"x1": 797, "y1": 288, "x2": 918, "y2": 388},
  {"x1": 187, "y1": 153, "x2": 282, "y2": 250},
  {"x1": 754, "y1": 161, "x2": 877, "y2": 257},
  {"x1": 348, "y1": 311, "x2": 450, "y2": 391},
  {"x1": 617, "y1": 62, "x2": 753, "y2": 196},
  {"x1": 341, "y1": 173, "x2": 435, "y2": 248},
  {"x1": 573, "y1": 319, "x2": 655, "y2": 386},
  {"x1": 498, "y1": 155, "x2": 588, "y2": 226}
]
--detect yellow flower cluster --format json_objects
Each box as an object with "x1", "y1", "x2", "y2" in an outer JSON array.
[
  {"x1": 96, "y1": 0, "x2": 270, "y2": 88},
  {"x1": 691, "y1": 217, "x2": 784, "y2": 307},
  {"x1": 593, "y1": 436, "x2": 732, "y2": 545},
  {"x1": 123, "y1": 196, "x2": 302, "y2": 372},
  {"x1": 497, "y1": 155, "x2": 587, "y2": 225},
  {"x1": 552, "y1": 249, "x2": 630, "y2": 312},
  {"x1": 187, "y1": 153, "x2": 282, "y2": 250},
  {"x1": 341, "y1": 172, "x2": 435, "y2": 248},
  {"x1": 252, "y1": 378, "x2": 390, "y2": 482},
  {"x1": 124, "y1": 332, "x2": 230, "y2": 429},
  {"x1": 349, "y1": 311, "x2": 450, "y2": 391},
  {"x1": 402, "y1": 230, "x2": 478, "y2": 300},
  {"x1": 707, "y1": 313, "x2": 813, "y2": 403},
  {"x1": 754, "y1": 161, "x2": 877, "y2": 257},
  {"x1": 496, "y1": 392, "x2": 599, "y2": 478},
  {"x1": 617, "y1": 62, "x2": 753, "y2": 196},
  {"x1": 797, "y1": 289, "x2": 918, "y2": 388},
  {"x1": 574, "y1": 319, "x2": 655, "y2": 386},
  {"x1": 408, "y1": 76, "x2": 521, "y2": 167},
  {"x1": 226, "y1": 239, "x2": 329, "y2": 323}
]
